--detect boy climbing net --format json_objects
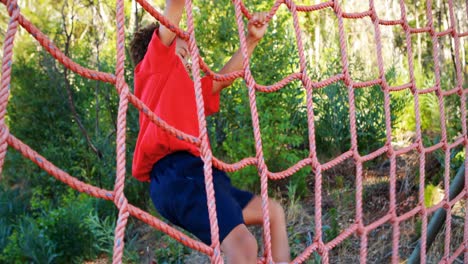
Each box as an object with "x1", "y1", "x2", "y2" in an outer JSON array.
[{"x1": 130, "y1": 0, "x2": 290, "y2": 263}]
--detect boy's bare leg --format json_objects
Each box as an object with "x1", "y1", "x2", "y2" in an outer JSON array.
[
  {"x1": 221, "y1": 224, "x2": 258, "y2": 264},
  {"x1": 243, "y1": 196, "x2": 290, "y2": 263}
]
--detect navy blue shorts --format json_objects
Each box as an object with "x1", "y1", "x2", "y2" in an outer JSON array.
[{"x1": 149, "y1": 152, "x2": 254, "y2": 245}]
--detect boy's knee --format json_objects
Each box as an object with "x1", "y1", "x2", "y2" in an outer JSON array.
[
  {"x1": 233, "y1": 230, "x2": 258, "y2": 260},
  {"x1": 239, "y1": 232, "x2": 258, "y2": 260},
  {"x1": 222, "y1": 225, "x2": 258, "y2": 261}
]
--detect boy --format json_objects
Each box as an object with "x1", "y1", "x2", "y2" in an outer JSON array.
[{"x1": 130, "y1": 1, "x2": 290, "y2": 263}]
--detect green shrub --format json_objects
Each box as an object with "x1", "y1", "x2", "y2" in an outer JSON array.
[
  {"x1": 323, "y1": 208, "x2": 340, "y2": 242},
  {"x1": 0, "y1": 219, "x2": 12, "y2": 256},
  {"x1": 313, "y1": 62, "x2": 397, "y2": 157},
  {"x1": 154, "y1": 234, "x2": 191, "y2": 264},
  {"x1": 85, "y1": 212, "x2": 140, "y2": 263},
  {"x1": 0, "y1": 186, "x2": 30, "y2": 256},
  {"x1": 0, "y1": 186, "x2": 29, "y2": 224},
  {"x1": 35, "y1": 192, "x2": 99, "y2": 263},
  {"x1": 0, "y1": 230, "x2": 24, "y2": 263},
  {"x1": 0, "y1": 218, "x2": 60, "y2": 264}
]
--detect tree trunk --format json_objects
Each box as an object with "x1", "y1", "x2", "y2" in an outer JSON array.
[
  {"x1": 444, "y1": 0, "x2": 457, "y2": 78},
  {"x1": 437, "y1": 0, "x2": 444, "y2": 74},
  {"x1": 93, "y1": 3, "x2": 101, "y2": 139},
  {"x1": 61, "y1": 1, "x2": 102, "y2": 160},
  {"x1": 461, "y1": 2, "x2": 466, "y2": 72},
  {"x1": 134, "y1": 0, "x2": 140, "y2": 32},
  {"x1": 416, "y1": 11, "x2": 421, "y2": 68},
  {"x1": 407, "y1": 164, "x2": 465, "y2": 264},
  {"x1": 314, "y1": 0, "x2": 320, "y2": 70}
]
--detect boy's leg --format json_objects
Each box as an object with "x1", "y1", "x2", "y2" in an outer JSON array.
[
  {"x1": 243, "y1": 196, "x2": 290, "y2": 263},
  {"x1": 220, "y1": 224, "x2": 258, "y2": 264}
]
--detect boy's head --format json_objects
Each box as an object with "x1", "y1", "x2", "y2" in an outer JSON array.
[
  {"x1": 130, "y1": 23, "x2": 191, "y2": 73},
  {"x1": 174, "y1": 37, "x2": 191, "y2": 73},
  {"x1": 130, "y1": 23, "x2": 159, "y2": 66}
]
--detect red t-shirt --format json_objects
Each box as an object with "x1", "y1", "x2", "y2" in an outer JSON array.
[{"x1": 132, "y1": 31, "x2": 220, "y2": 182}]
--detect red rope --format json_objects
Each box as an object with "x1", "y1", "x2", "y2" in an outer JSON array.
[
  {"x1": 0, "y1": 0, "x2": 467, "y2": 263},
  {"x1": 0, "y1": 0, "x2": 19, "y2": 178}
]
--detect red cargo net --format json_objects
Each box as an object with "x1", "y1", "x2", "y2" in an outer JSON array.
[{"x1": 0, "y1": 0, "x2": 467, "y2": 263}]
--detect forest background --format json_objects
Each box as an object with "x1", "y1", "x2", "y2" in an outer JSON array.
[{"x1": 0, "y1": 0, "x2": 467, "y2": 263}]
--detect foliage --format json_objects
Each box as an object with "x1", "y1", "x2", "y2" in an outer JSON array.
[
  {"x1": 1, "y1": 192, "x2": 91, "y2": 263},
  {"x1": 153, "y1": 234, "x2": 191, "y2": 264},
  {"x1": 323, "y1": 208, "x2": 340, "y2": 243},
  {"x1": 0, "y1": 186, "x2": 30, "y2": 256},
  {"x1": 1, "y1": 218, "x2": 61, "y2": 264},
  {"x1": 86, "y1": 212, "x2": 140, "y2": 263},
  {"x1": 0, "y1": 189, "x2": 142, "y2": 263},
  {"x1": 424, "y1": 184, "x2": 443, "y2": 208},
  {"x1": 314, "y1": 63, "x2": 398, "y2": 157},
  {"x1": 1, "y1": 0, "x2": 465, "y2": 262},
  {"x1": 37, "y1": 193, "x2": 97, "y2": 262}
]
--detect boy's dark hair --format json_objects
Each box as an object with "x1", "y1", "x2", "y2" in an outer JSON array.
[{"x1": 130, "y1": 23, "x2": 159, "y2": 66}]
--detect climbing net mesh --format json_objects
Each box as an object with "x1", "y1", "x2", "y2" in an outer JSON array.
[{"x1": 1, "y1": 0, "x2": 467, "y2": 263}]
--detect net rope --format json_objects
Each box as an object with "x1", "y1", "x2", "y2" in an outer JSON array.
[{"x1": 1, "y1": 0, "x2": 467, "y2": 263}]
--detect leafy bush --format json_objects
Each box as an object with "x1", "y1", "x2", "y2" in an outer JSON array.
[
  {"x1": 0, "y1": 218, "x2": 60, "y2": 264},
  {"x1": 154, "y1": 234, "x2": 191, "y2": 264},
  {"x1": 1, "y1": 188, "x2": 143, "y2": 263},
  {"x1": 0, "y1": 219, "x2": 12, "y2": 255},
  {"x1": 314, "y1": 62, "x2": 398, "y2": 157},
  {"x1": 86, "y1": 212, "x2": 140, "y2": 263},
  {"x1": 0, "y1": 185, "x2": 30, "y2": 224},
  {"x1": 37, "y1": 192, "x2": 99, "y2": 263},
  {"x1": 0, "y1": 186, "x2": 30, "y2": 255}
]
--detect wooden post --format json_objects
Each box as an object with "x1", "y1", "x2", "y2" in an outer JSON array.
[{"x1": 407, "y1": 163, "x2": 466, "y2": 264}]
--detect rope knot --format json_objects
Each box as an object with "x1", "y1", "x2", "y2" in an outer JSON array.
[
  {"x1": 415, "y1": 139, "x2": 424, "y2": 153},
  {"x1": 420, "y1": 204, "x2": 427, "y2": 215},
  {"x1": 0, "y1": 124, "x2": 9, "y2": 142},
  {"x1": 115, "y1": 77, "x2": 129, "y2": 95},
  {"x1": 356, "y1": 223, "x2": 366, "y2": 236},
  {"x1": 316, "y1": 240, "x2": 327, "y2": 256},
  {"x1": 313, "y1": 164, "x2": 322, "y2": 175},
  {"x1": 7, "y1": 0, "x2": 19, "y2": 15},
  {"x1": 401, "y1": 21, "x2": 410, "y2": 32},
  {"x1": 352, "y1": 150, "x2": 361, "y2": 162},
  {"x1": 332, "y1": 0, "x2": 341, "y2": 15},
  {"x1": 389, "y1": 209, "x2": 398, "y2": 223},
  {"x1": 427, "y1": 21, "x2": 435, "y2": 35},
  {"x1": 369, "y1": 6, "x2": 377, "y2": 22},
  {"x1": 301, "y1": 69, "x2": 311, "y2": 87},
  {"x1": 386, "y1": 143, "x2": 395, "y2": 157},
  {"x1": 442, "y1": 202, "x2": 450, "y2": 210},
  {"x1": 440, "y1": 140, "x2": 448, "y2": 151},
  {"x1": 450, "y1": 26, "x2": 457, "y2": 37},
  {"x1": 311, "y1": 156, "x2": 321, "y2": 173},
  {"x1": 343, "y1": 72, "x2": 352, "y2": 87},
  {"x1": 283, "y1": 0, "x2": 292, "y2": 9}
]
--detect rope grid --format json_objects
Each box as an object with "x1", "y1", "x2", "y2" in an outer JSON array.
[{"x1": 0, "y1": 0, "x2": 467, "y2": 263}]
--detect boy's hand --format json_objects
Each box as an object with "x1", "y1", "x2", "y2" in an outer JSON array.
[
  {"x1": 247, "y1": 12, "x2": 269, "y2": 43},
  {"x1": 213, "y1": 12, "x2": 269, "y2": 93},
  {"x1": 159, "y1": 0, "x2": 185, "y2": 46}
]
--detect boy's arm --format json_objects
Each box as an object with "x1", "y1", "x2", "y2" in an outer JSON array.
[
  {"x1": 159, "y1": 0, "x2": 185, "y2": 46},
  {"x1": 212, "y1": 12, "x2": 269, "y2": 94}
]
